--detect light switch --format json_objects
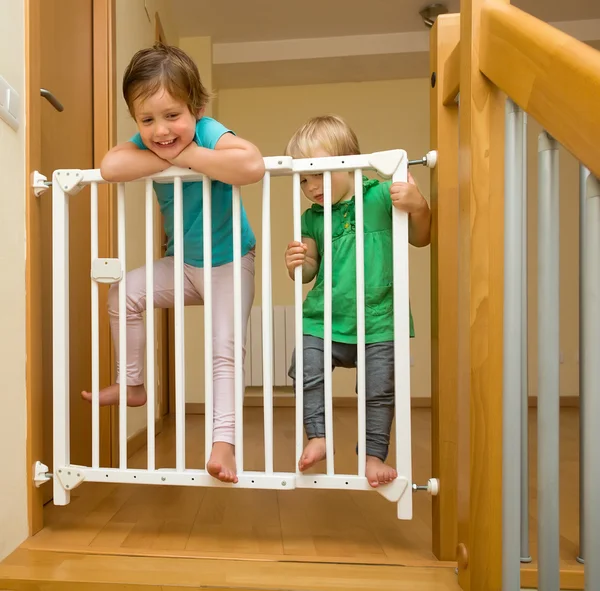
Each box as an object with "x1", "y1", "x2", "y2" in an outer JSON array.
[
  {"x1": 8, "y1": 87, "x2": 20, "y2": 119},
  {"x1": 0, "y1": 76, "x2": 8, "y2": 107},
  {"x1": 0, "y1": 75, "x2": 19, "y2": 131}
]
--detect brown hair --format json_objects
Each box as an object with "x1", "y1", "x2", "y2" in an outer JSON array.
[
  {"x1": 285, "y1": 114, "x2": 361, "y2": 158},
  {"x1": 122, "y1": 42, "x2": 211, "y2": 118}
]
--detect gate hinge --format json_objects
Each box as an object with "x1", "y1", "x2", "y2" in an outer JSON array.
[
  {"x1": 31, "y1": 171, "x2": 51, "y2": 197},
  {"x1": 412, "y1": 478, "x2": 440, "y2": 496},
  {"x1": 33, "y1": 461, "x2": 52, "y2": 487}
]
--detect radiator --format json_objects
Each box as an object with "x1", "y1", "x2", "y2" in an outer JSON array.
[{"x1": 245, "y1": 305, "x2": 295, "y2": 387}]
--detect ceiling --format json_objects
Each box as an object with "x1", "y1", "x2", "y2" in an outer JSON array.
[{"x1": 169, "y1": 0, "x2": 600, "y2": 88}]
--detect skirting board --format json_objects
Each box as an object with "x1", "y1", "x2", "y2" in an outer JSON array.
[
  {"x1": 127, "y1": 417, "x2": 163, "y2": 458},
  {"x1": 185, "y1": 396, "x2": 579, "y2": 414},
  {"x1": 186, "y1": 397, "x2": 431, "y2": 414},
  {"x1": 529, "y1": 395, "x2": 579, "y2": 407}
]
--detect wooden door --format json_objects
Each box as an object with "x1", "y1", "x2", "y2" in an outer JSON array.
[
  {"x1": 26, "y1": 0, "x2": 114, "y2": 509},
  {"x1": 39, "y1": 0, "x2": 95, "y2": 504}
]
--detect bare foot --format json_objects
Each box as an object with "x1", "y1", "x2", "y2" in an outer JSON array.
[
  {"x1": 207, "y1": 442, "x2": 238, "y2": 483},
  {"x1": 81, "y1": 383, "x2": 147, "y2": 407},
  {"x1": 366, "y1": 455, "x2": 398, "y2": 488},
  {"x1": 298, "y1": 437, "x2": 327, "y2": 472}
]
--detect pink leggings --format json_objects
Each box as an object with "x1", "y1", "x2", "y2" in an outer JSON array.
[{"x1": 107, "y1": 250, "x2": 255, "y2": 445}]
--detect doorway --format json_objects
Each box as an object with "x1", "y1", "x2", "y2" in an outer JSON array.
[{"x1": 25, "y1": 0, "x2": 115, "y2": 532}]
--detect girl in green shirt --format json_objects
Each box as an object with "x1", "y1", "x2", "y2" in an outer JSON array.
[{"x1": 284, "y1": 115, "x2": 431, "y2": 488}]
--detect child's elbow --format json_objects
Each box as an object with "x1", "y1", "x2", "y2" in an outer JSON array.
[
  {"x1": 246, "y1": 154, "x2": 265, "y2": 184},
  {"x1": 100, "y1": 156, "x2": 119, "y2": 183}
]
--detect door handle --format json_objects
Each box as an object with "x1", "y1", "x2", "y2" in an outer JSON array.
[{"x1": 40, "y1": 88, "x2": 64, "y2": 112}]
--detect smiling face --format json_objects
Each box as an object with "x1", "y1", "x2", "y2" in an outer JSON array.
[
  {"x1": 300, "y1": 148, "x2": 354, "y2": 206},
  {"x1": 132, "y1": 87, "x2": 200, "y2": 159}
]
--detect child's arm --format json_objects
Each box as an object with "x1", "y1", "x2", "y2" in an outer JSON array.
[
  {"x1": 100, "y1": 141, "x2": 170, "y2": 182},
  {"x1": 390, "y1": 172, "x2": 431, "y2": 247},
  {"x1": 285, "y1": 238, "x2": 320, "y2": 283},
  {"x1": 167, "y1": 133, "x2": 265, "y2": 186}
]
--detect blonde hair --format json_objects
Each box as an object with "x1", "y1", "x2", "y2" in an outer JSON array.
[
  {"x1": 285, "y1": 115, "x2": 360, "y2": 158},
  {"x1": 122, "y1": 42, "x2": 211, "y2": 118}
]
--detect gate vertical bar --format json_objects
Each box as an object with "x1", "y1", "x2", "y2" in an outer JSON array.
[
  {"x1": 520, "y1": 112, "x2": 531, "y2": 564},
  {"x1": 232, "y1": 185, "x2": 244, "y2": 473},
  {"x1": 117, "y1": 182, "x2": 128, "y2": 468},
  {"x1": 203, "y1": 176, "x2": 213, "y2": 465},
  {"x1": 577, "y1": 164, "x2": 589, "y2": 565},
  {"x1": 262, "y1": 173, "x2": 274, "y2": 473},
  {"x1": 90, "y1": 181, "x2": 100, "y2": 469},
  {"x1": 323, "y1": 170, "x2": 334, "y2": 475},
  {"x1": 173, "y1": 176, "x2": 185, "y2": 471},
  {"x1": 52, "y1": 176, "x2": 70, "y2": 505},
  {"x1": 293, "y1": 172, "x2": 304, "y2": 470},
  {"x1": 537, "y1": 131, "x2": 560, "y2": 591},
  {"x1": 583, "y1": 173, "x2": 600, "y2": 591},
  {"x1": 354, "y1": 169, "x2": 366, "y2": 478},
  {"x1": 391, "y1": 157, "x2": 412, "y2": 520},
  {"x1": 502, "y1": 98, "x2": 523, "y2": 590},
  {"x1": 145, "y1": 179, "x2": 155, "y2": 471}
]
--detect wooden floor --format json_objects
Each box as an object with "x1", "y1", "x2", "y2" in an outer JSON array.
[
  {"x1": 0, "y1": 549, "x2": 461, "y2": 590},
  {"x1": 21, "y1": 408, "x2": 442, "y2": 566},
  {"x1": 2, "y1": 407, "x2": 584, "y2": 589}
]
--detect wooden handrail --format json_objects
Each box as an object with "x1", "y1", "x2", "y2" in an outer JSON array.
[
  {"x1": 480, "y1": 0, "x2": 600, "y2": 178},
  {"x1": 442, "y1": 41, "x2": 460, "y2": 106}
]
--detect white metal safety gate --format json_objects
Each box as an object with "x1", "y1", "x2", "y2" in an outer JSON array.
[{"x1": 33, "y1": 148, "x2": 439, "y2": 520}]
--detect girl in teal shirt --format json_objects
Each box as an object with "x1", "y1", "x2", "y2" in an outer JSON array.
[{"x1": 82, "y1": 43, "x2": 264, "y2": 485}]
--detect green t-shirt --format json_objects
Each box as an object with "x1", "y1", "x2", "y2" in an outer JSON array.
[{"x1": 301, "y1": 176, "x2": 415, "y2": 344}]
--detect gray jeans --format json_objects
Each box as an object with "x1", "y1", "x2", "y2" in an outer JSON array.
[{"x1": 288, "y1": 335, "x2": 395, "y2": 461}]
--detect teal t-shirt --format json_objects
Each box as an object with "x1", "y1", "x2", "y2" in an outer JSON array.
[
  {"x1": 301, "y1": 176, "x2": 415, "y2": 344},
  {"x1": 129, "y1": 117, "x2": 256, "y2": 267}
]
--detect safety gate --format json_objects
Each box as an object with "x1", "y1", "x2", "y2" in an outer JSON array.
[{"x1": 33, "y1": 148, "x2": 439, "y2": 520}]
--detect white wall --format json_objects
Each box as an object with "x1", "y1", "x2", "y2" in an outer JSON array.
[
  {"x1": 0, "y1": 0, "x2": 28, "y2": 561},
  {"x1": 181, "y1": 77, "x2": 583, "y2": 403},
  {"x1": 184, "y1": 78, "x2": 433, "y2": 401}
]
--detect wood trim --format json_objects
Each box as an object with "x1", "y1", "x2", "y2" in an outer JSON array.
[
  {"x1": 0, "y1": 548, "x2": 462, "y2": 590},
  {"x1": 480, "y1": 0, "x2": 600, "y2": 178},
  {"x1": 25, "y1": 0, "x2": 44, "y2": 536},
  {"x1": 25, "y1": 0, "x2": 117, "y2": 535},
  {"x1": 155, "y1": 12, "x2": 167, "y2": 44},
  {"x1": 442, "y1": 41, "x2": 461, "y2": 107},
  {"x1": 168, "y1": 310, "x2": 175, "y2": 418},
  {"x1": 528, "y1": 396, "x2": 580, "y2": 408},
  {"x1": 186, "y1": 397, "x2": 434, "y2": 414},
  {"x1": 153, "y1": 11, "x2": 171, "y2": 419},
  {"x1": 185, "y1": 396, "x2": 581, "y2": 416},
  {"x1": 430, "y1": 13, "x2": 460, "y2": 563},
  {"x1": 92, "y1": 0, "x2": 117, "y2": 467},
  {"x1": 185, "y1": 396, "x2": 579, "y2": 415},
  {"x1": 127, "y1": 418, "x2": 164, "y2": 458},
  {"x1": 521, "y1": 566, "x2": 584, "y2": 590},
  {"x1": 411, "y1": 398, "x2": 432, "y2": 408},
  {"x1": 457, "y1": 0, "x2": 507, "y2": 587}
]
